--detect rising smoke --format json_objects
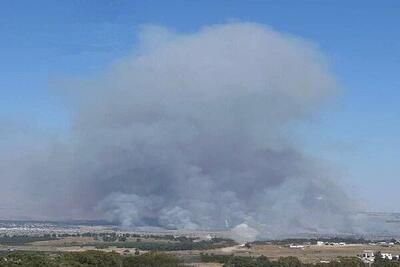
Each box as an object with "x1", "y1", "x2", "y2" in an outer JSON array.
[{"x1": 1, "y1": 23, "x2": 358, "y2": 239}]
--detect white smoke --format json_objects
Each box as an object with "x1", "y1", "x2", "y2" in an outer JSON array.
[
  {"x1": 0, "y1": 23, "x2": 359, "y2": 238},
  {"x1": 230, "y1": 223, "x2": 259, "y2": 243}
]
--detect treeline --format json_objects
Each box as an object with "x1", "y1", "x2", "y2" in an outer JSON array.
[
  {"x1": 51, "y1": 232, "x2": 228, "y2": 244},
  {"x1": 2, "y1": 250, "x2": 400, "y2": 267},
  {"x1": 0, "y1": 250, "x2": 183, "y2": 267},
  {"x1": 253, "y1": 237, "x2": 400, "y2": 246},
  {"x1": 201, "y1": 253, "x2": 400, "y2": 267},
  {"x1": 89, "y1": 237, "x2": 236, "y2": 251},
  {"x1": 0, "y1": 232, "x2": 236, "y2": 250},
  {"x1": 252, "y1": 237, "x2": 371, "y2": 246}
]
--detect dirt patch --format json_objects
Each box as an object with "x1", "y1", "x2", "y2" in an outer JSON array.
[{"x1": 247, "y1": 244, "x2": 400, "y2": 263}]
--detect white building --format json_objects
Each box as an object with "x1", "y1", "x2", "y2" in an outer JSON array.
[
  {"x1": 361, "y1": 251, "x2": 375, "y2": 263},
  {"x1": 289, "y1": 244, "x2": 305, "y2": 249},
  {"x1": 381, "y1": 253, "x2": 393, "y2": 260}
]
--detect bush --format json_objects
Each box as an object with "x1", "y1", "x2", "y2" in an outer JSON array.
[
  {"x1": 123, "y1": 252, "x2": 183, "y2": 267},
  {"x1": 0, "y1": 251, "x2": 183, "y2": 267}
]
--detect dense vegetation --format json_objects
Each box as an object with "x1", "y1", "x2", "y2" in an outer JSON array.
[
  {"x1": 63, "y1": 235, "x2": 236, "y2": 251},
  {"x1": 1, "y1": 250, "x2": 400, "y2": 267},
  {"x1": 0, "y1": 232, "x2": 236, "y2": 251},
  {"x1": 91, "y1": 238, "x2": 236, "y2": 251},
  {"x1": 0, "y1": 251, "x2": 183, "y2": 267},
  {"x1": 201, "y1": 253, "x2": 400, "y2": 267}
]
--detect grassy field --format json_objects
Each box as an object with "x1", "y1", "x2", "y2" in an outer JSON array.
[
  {"x1": 2, "y1": 235, "x2": 400, "y2": 265},
  {"x1": 205, "y1": 244, "x2": 400, "y2": 264}
]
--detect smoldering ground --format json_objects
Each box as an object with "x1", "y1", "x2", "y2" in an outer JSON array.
[{"x1": 0, "y1": 23, "x2": 359, "y2": 239}]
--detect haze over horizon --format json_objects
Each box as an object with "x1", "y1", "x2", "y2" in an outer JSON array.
[{"x1": 1, "y1": 1, "x2": 399, "y2": 239}]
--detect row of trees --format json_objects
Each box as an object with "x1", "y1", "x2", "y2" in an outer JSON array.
[
  {"x1": 201, "y1": 253, "x2": 400, "y2": 267},
  {"x1": 102, "y1": 238, "x2": 236, "y2": 251},
  {"x1": 0, "y1": 251, "x2": 183, "y2": 267},
  {"x1": 2, "y1": 250, "x2": 400, "y2": 267}
]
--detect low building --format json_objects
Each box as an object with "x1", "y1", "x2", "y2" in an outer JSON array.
[
  {"x1": 382, "y1": 253, "x2": 393, "y2": 260},
  {"x1": 360, "y1": 251, "x2": 375, "y2": 263},
  {"x1": 289, "y1": 244, "x2": 305, "y2": 249}
]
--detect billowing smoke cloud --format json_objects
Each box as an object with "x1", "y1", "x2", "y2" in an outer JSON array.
[{"x1": 1, "y1": 23, "x2": 358, "y2": 238}]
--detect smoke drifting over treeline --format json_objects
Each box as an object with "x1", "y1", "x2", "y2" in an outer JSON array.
[{"x1": 1, "y1": 23, "x2": 359, "y2": 238}]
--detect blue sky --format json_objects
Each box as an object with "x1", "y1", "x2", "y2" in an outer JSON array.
[{"x1": 1, "y1": 0, "x2": 399, "y2": 211}]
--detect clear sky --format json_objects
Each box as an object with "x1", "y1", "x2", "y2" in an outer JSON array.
[{"x1": 1, "y1": 0, "x2": 399, "y2": 212}]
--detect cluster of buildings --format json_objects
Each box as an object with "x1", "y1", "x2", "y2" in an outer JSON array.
[
  {"x1": 0, "y1": 220, "x2": 112, "y2": 236},
  {"x1": 360, "y1": 251, "x2": 400, "y2": 263},
  {"x1": 287, "y1": 241, "x2": 348, "y2": 249},
  {"x1": 372, "y1": 241, "x2": 398, "y2": 247},
  {"x1": 316, "y1": 241, "x2": 347, "y2": 246}
]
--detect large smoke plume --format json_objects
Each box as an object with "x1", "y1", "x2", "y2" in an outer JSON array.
[{"x1": 1, "y1": 23, "x2": 358, "y2": 238}]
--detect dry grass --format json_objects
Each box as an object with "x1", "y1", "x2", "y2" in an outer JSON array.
[
  {"x1": 175, "y1": 244, "x2": 400, "y2": 264},
  {"x1": 223, "y1": 244, "x2": 400, "y2": 263},
  {"x1": 4, "y1": 236, "x2": 400, "y2": 265}
]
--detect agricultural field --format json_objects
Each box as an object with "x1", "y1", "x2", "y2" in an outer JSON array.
[
  {"x1": 2, "y1": 232, "x2": 400, "y2": 266},
  {"x1": 1, "y1": 222, "x2": 400, "y2": 266}
]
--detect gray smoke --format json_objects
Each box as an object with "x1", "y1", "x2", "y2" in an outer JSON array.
[{"x1": 0, "y1": 23, "x2": 358, "y2": 238}]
